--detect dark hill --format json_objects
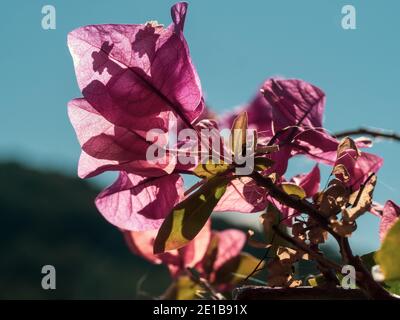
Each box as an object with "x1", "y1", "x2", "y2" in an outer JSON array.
[
  {"x1": 0, "y1": 162, "x2": 171, "y2": 299},
  {"x1": 0, "y1": 162, "x2": 336, "y2": 299}
]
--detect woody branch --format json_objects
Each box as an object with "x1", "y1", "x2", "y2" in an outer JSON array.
[
  {"x1": 249, "y1": 171, "x2": 396, "y2": 300},
  {"x1": 334, "y1": 127, "x2": 400, "y2": 142}
]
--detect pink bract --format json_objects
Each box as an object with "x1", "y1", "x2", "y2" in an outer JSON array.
[
  {"x1": 96, "y1": 172, "x2": 184, "y2": 231},
  {"x1": 67, "y1": 2, "x2": 204, "y2": 231},
  {"x1": 379, "y1": 200, "x2": 400, "y2": 242},
  {"x1": 68, "y1": 98, "x2": 176, "y2": 179},
  {"x1": 262, "y1": 78, "x2": 325, "y2": 132},
  {"x1": 124, "y1": 220, "x2": 247, "y2": 280},
  {"x1": 67, "y1": 2, "x2": 204, "y2": 180},
  {"x1": 68, "y1": 2, "x2": 203, "y2": 131}
]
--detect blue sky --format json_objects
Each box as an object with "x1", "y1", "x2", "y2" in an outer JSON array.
[{"x1": 1, "y1": 0, "x2": 399, "y2": 253}]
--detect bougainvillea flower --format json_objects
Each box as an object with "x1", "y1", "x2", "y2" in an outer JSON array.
[
  {"x1": 218, "y1": 79, "x2": 379, "y2": 199},
  {"x1": 349, "y1": 152, "x2": 383, "y2": 190},
  {"x1": 221, "y1": 78, "x2": 324, "y2": 136},
  {"x1": 290, "y1": 165, "x2": 321, "y2": 196},
  {"x1": 291, "y1": 129, "x2": 374, "y2": 166},
  {"x1": 68, "y1": 2, "x2": 203, "y2": 178},
  {"x1": 219, "y1": 79, "x2": 331, "y2": 174},
  {"x1": 379, "y1": 200, "x2": 400, "y2": 242},
  {"x1": 124, "y1": 220, "x2": 247, "y2": 280},
  {"x1": 261, "y1": 78, "x2": 325, "y2": 132},
  {"x1": 68, "y1": 2, "x2": 203, "y2": 133},
  {"x1": 67, "y1": 3, "x2": 206, "y2": 231},
  {"x1": 222, "y1": 79, "x2": 374, "y2": 168}
]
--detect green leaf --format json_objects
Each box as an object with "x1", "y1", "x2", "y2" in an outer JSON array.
[
  {"x1": 202, "y1": 234, "x2": 220, "y2": 276},
  {"x1": 281, "y1": 182, "x2": 307, "y2": 199},
  {"x1": 230, "y1": 111, "x2": 248, "y2": 157},
  {"x1": 262, "y1": 203, "x2": 282, "y2": 245},
  {"x1": 361, "y1": 251, "x2": 400, "y2": 295},
  {"x1": 214, "y1": 252, "x2": 264, "y2": 285},
  {"x1": 384, "y1": 280, "x2": 400, "y2": 296},
  {"x1": 375, "y1": 219, "x2": 400, "y2": 281},
  {"x1": 254, "y1": 157, "x2": 274, "y2": 172},
  {"x1": 161, "y1": 275, "x2": 201, "y2": 300},
  {"x1": 194, "y1": 160, "x2": 230, "y2": 179},
  {"x1": 154, "y1": 176, "x2": 229, "y2": 254}
]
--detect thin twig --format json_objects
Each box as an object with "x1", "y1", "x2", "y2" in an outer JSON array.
[
  {"x1": 334, "y1": 127, "x2": 400, "y2": 142},
  {"x1": 184, "y1": 179, "x2": 206, "y2": 196},
  {"x1": 244, "y1": 233, "x2": 276, "y2": 281},
  {"x1": 186, "y1": 268, "x2": 225, "y2": 300}
]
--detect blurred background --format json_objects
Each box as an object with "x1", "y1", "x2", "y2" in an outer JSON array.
[{"x1": 0, "y1": 0, "x2": 399, "y2": 299}]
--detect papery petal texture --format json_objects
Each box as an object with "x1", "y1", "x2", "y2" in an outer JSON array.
[
  {"x1": 96, "y1": 172, "x2": 184, "y2": 231},
  {"x1": 178, "y1": 220, "x2": 212, "y2": 272},
  {"x1": 291, "y1": 129, "x2": 338, "y2": 165},
  {"x1": 379, "y1": 200, "x2": 400, "y2": 242},
  {"x1": 124, "y1": 229, "x2": 164, "y2": 264},
  {"x1": 124, "y1": 219, "x2": 212, "y2": 277},
  {"x1": 214, "y1": 178, "x2": 268, "y2": 213},
  {"x1": 262, "y1": 78, "x2": 325, "y2": 131},
  {"x1": 212, "y1": 229, "x2": 247, "y2": 271},
  {"x1": 68, "y1": 98, "x2": 176, "y2": 178},
  {"x1": 67, "y1": 2, "x2": 203, "y2": 133}
]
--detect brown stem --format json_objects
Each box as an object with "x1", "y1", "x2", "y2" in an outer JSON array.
[
  {"x1": 250, "y1": 172, "x2": 332, "y2": 231},
  {"x1": 334, "y1": 127, "x2": 400, "y2": 142},
  {"x1": 332, "y1": 234, "x2": 353, "y2": 263},
  {"x1": 250, "y1": 171, "x2": 397, "y2": 299},
  {"x1": 350, "y1": 255, "x2": 397, "y2": 300}
]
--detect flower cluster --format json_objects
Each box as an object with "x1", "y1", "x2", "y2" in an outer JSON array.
[{"x1": 68, "y1": 2, "x2": 399, "y2": 299}]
